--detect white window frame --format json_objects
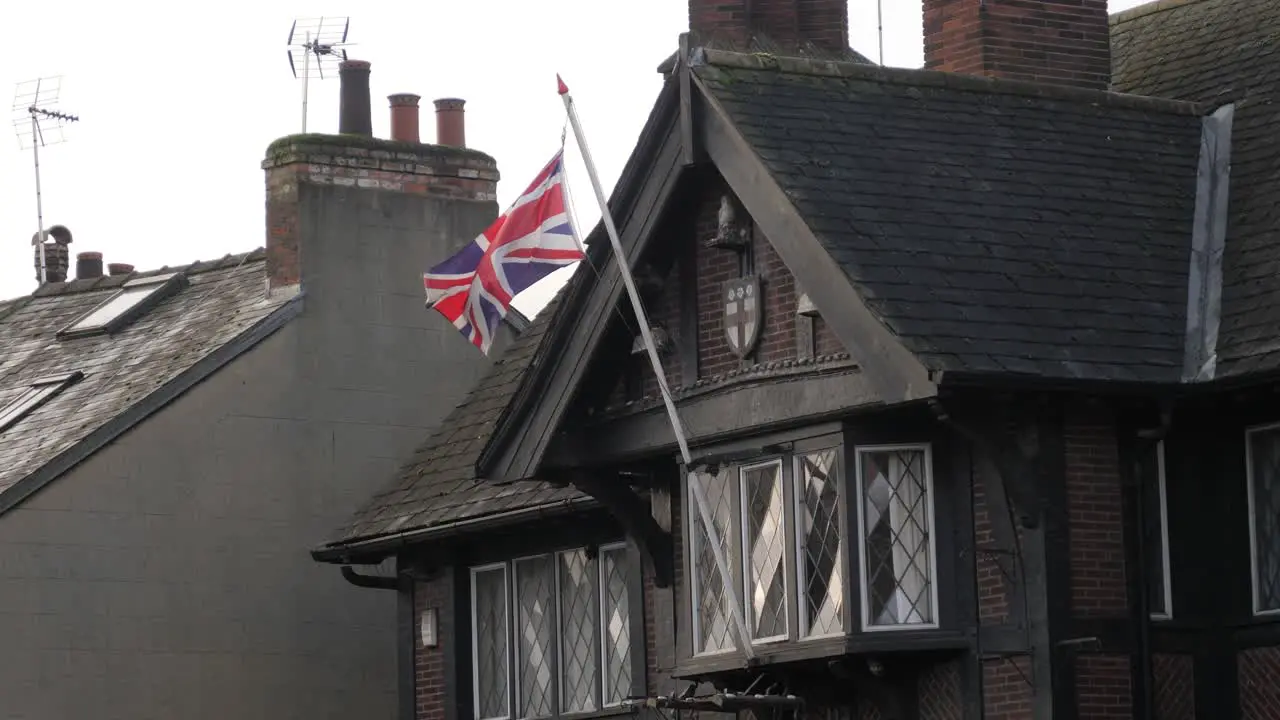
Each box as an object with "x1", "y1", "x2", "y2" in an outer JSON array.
[
  {"x1": 688, "y1": 469, "x2": 737, "y2": 657},
  {"x1": 57, "y1": 272, "x2": 184, "y2": 339},
  {"x1": 792, "y1": 447, "x2": 845, "y2": 640},
  {"x1": 472, "y1": 543, "x2": 634, "y2": 720},
  {"x1": 854, "y1": 443, "x2": 940, "y2": 633},
  {"x1": 1150, "y1": 440, "x2": 1173, "y2": 620},
  {"x1": 1245, "y1": 422, "x2": 1280, "y2": 617},
  {"x1": 0, "y1": 372, "x2": 80, "y2": 434},
  {"x1": 471, "y1": 562, "x2": 512, "y2": 720},
  {"x1": 738, "y1": 458, "x2": 790, "y2": 645}
]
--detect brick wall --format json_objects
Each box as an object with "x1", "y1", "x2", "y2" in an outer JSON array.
[
  {"x1": 263, "y1": 136, "x2": 499, "y2": 292},
  {"x1": 922, "y1": 0, "x2": 1111, "y2": 91},
  {"x1": 1075, "y1": 655, "x2": 1133, "y2": 719},
  {"x1": 1153, "y1": 653, "x2": 1194, "y2": 720},
  {"x1": 982, "y1": 658, "x2": 1032, "y2": 719},
  {"x1": 688, "y1": 0, "x2": 849, "y2": 55},
  {"x1": 973, "y1": 463, "x2": 1011, "y2": 625},
  {"x1": 1065, "y1": 404, "x2": 1128, "y2": 617},
  {"x1": 919, "y1": 659, "x2": 964, "y2": 720},
  {"x1": 1239, "y1": 646, "x2": 1280, "y2": 719},
  {"x1": 415, "y1": 574, "x2": 455, "y2": 720}
]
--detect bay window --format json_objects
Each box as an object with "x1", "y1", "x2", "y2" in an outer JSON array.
[
  {"x1": 471, "y1": 543, "x2": 633, "y2": 720},
  {"x1": 687, "y1": 436, "x2": 938, "y2": 656}
]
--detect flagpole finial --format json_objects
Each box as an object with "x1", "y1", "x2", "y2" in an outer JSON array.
[{"x1": 557, "y1": 74, "x2": 569, "y2": 96}]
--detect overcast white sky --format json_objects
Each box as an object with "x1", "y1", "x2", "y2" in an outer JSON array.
[{"x1": 0, "y1": 0, "x2": 1151, "y2": 317}]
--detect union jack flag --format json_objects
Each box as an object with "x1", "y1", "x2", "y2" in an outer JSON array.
[{"x1": 423, "y1": 150, "x2": 583, "y2": 354}]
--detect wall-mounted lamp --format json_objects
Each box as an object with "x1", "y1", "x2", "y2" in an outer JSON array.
[{"x1": 421, "y1": 607, "x2": 439, "y2": 648}]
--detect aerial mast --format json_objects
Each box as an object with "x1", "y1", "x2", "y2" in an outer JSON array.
[
  {"x1": 12, "y1": 76, "x2": 79, "y2": 284},
  {"x1": 287, "y1": 17, "x2": 353, "y2": 133}
]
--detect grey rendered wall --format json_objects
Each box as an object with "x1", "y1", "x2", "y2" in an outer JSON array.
[{"x1": 0, "y1": 183, "x2": 514, "y2": 720}]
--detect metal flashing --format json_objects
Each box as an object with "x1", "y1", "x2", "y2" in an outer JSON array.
[{"x1": 1182, "y1": 103, "x2": 1234, "y2": 382}]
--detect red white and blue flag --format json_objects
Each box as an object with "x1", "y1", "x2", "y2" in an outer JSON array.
[{"x1": 423, "y1": 150, "x2": 583, "y2": 354}]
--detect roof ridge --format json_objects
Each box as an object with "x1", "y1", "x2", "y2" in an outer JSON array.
[
  {"x1": 1111, "y1": 0, "x2": 1207, "y2": 26},
  {"x1": 13, "y1": 247, "x2": 267, "y2": 301},
  {"x1": 693, "y1": 47, "x2": 1205, "y2": 116}
]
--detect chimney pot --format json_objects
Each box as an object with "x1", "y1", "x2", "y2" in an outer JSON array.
[
  {"x1": 388, "y1": 93, "x2": 422, "y2": 143},
  {"x1": 76, "y1": 251, "x2": 104, "y2": 281},
  {"x1": 434, "y1": 98, "x2": 466, "y2": 148},
  {"x1": 32, "y1": 224, "x2": 73, "y2": 283},
  {"x1": 108, "y1": 263, "x2": 135, "y2": 277},
  {"x1": 338, "y1": 60, "x2": 373, "y2": 137}
]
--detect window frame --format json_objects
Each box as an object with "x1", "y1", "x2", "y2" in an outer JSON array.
[
  {"x1": 1245, "y1": 422, "x2": 1280, "y2": 617},
  {"x1": 470, "y1": 542, "x2": 635, "y2": 720},
  {"x1": 853, "y1": 442, "x2": 941, "y2": 633},
  {"x1": 56, "y1": 272, "x2": 187, "y2": 340},
  {"x1": 0, "y1": 372, "x2": 83, "y2": 434},
  {"x1": 737, "y1": 457, "x2": 791, "y2": 646},
  {"x1": 792, "y1": 446, "x2": 846, "y2": 640},
  {"x1": 1149, "y1": 440, "x2": 1174, "y2": 620}
]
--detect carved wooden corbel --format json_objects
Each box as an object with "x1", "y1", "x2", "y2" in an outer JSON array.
[{"x1": 567, "y1": 470, "x2": 674, "y2": 588}]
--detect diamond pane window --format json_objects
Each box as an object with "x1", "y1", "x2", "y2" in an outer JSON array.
[
  {"x1": 689, "y1": 468, "x2": 736, "y2": 654},
  {"x1": 1247, "y1": 426, "x2": 1280, "y2": 614},
  {"x1": 472, "y1": 566, "x2": 510, "y2": 720},
  {"x1": 558, "y1": 550, "x2": 598, "y2": 713},
  {"x1": 857, "y1": 446, "x2": 937, "y2": 629},
  {"x1": 515, "y1": 556, "x2": 556, "y2": 718},
  {"x1": 600, "y1": 545, "x2": 632, "y2": 707},
  {"x1": 796, "y1": 449, "x2": 844, "y2": 636},
  {"x1": 741, "y1": 460, "x2": 788, "y2": 642}
]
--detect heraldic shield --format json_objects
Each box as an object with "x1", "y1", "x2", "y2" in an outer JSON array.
[{"x1": 724, "y1": 275, "x2": 761, "y2": 359}]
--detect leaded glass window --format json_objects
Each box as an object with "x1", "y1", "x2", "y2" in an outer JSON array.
[
  {"x1": 1247, "y1": 425, "x2": 1280, "y2": 614},
  {"x1": 741, "y1": 460, "x2": 788, "y2": 641},
  {"x1": 689, "y1": 467, "x2": 735, "y2": 654},
  {"x1": 470, "y1": 543, "x2": 634, "y2": 720},
  {"x1": 857, "y1": 446, "x2": 936, "y2": 629},
  {"x1": 796, "y1": 448, "x2": 844, "y2": 637}
]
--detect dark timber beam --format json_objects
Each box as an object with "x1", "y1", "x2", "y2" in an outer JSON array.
[
  {"x1": 568, "y1": 470, "x2": 674, "y2": 588},
  {"x1": 691, "y1": 70, "x2": 936, "y2": 407}
]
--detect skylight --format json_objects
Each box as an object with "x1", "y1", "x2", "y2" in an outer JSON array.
[
  {"x1": 0, "y1": 372, "x2": 83, "y2": 434},
  {"x1": 57, "y1": 273, "x2": 187, "y2": 340}
]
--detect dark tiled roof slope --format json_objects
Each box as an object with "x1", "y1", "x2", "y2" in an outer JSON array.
[
  {"x1": 696, "y1": 58, "x2": 1204, "y2": 381},
  {"x1": 322, "y1": 290, "x2": 587, "y2": 548},
  {"x1": 0, "y1": 250, "x2": 293, "y2": 499},
  {"x1": 1112, "y1": 0, "x2": 1280, "y2": 376}
]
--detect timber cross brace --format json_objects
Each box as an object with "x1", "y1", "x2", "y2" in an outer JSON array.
[{"x1": 565, "y1": 469, "x2": 675, "y2": 588}]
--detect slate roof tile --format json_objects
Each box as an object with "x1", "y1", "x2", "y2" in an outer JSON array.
[
  {"x1": 695, "y1": 57, "x2": 1203, "y2": 381},
  {"x1": 1112, "y1": 0, "x2": 1280, "y2": 376},
  {"x1": 0, "y1": 249, "x2": 294, "y2": 500}
]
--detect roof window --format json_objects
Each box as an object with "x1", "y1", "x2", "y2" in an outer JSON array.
[
  {"x1": 0, "y1": 372, "x2": 83, "y2": 434},
  {"x1": 57, "y1": 273, "x2": 187, "y2": 340}
]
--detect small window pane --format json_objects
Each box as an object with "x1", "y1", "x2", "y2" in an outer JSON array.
[
  {"x1": 515, "y1": 556, "x2": 556, "y2": 718},
  {"x1": 67, "y1": 283, "x2": 163, "y2": 332},
  {"x1": 689, "y1": 468, "x2": 736, "y2": 654},
  {"x1": 1146, "y1": 441, "x2": 1171, "y2": 617},
  {"x1": 600, "y1": 546, "x2": 632, "y2": 706},
  {"x1": 473, "y1": 567, "x2": 510, "y2": 720},
  {"x1": 558, "y1": 550, "x2": 598, "y2": 714},
  {"x1": 1248, "y1": 427, "x2": 1280, "y2": 613},
  {"x1": 859, "y1": 447, "x2": 935, "y2": 628},
  {"x1": 797, "y1": 449, "x2": 844, "y2": 636},
  {"x1": 742, "y1": 461, "x2": 787, "y2": 641}
]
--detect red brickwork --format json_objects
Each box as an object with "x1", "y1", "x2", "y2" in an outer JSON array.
[
  {"x1": 982, "y1": 658, "x2": 1031, "y2": 719},
  {"x1": 415, "y1": 574, "x2": 454, "y2": 720},
  {"x1": 1239, "y1": 646, "x2": 1280, "y2": 719},
  {"x1": 263, "y1": 137, "x2": 498, "y2": 292},
  {"x1": 688, "y1": 0, "x2": 849, "y2": 55},
  {"x1": 973, "y1": 461, "x2": 1010, "y2": 624},
  {"x1": 1152, "y1": 653, "x2": 1195, "y2": 720},
  {"x1": 1065, "y1": 403, "x2": 1128, "y2": 617},
  {"x1": 1075, "y1": 654, "x2": 1133, "y2": 718},
  {"x1": 922, "y1": 0, "x2": 1111, "y2": 90},
  {"x1": 919, "y1": 659, "x2": 964, "y2": 720}
]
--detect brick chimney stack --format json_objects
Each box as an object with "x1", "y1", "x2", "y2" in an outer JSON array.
[
  {"x1": 434, "y1": 99, "x2": 466, "y2": 148},
  {"x1": 338, "y1": 60, "x2": 373, "y2": 136},
  {"x1": 32, "y1": 225, "x2": 72, "y2": 284},
  {"x1": 388, "y1": 94, "x2": 421, "y2": 143},
  {"x1": 688, "y1": 0, "x2": 849, "y2": 56},
  {"x1": 923, "y1": 0, "x2": 1111, "y2": 90}
]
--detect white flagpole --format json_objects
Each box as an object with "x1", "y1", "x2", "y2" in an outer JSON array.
[{"x1": 557, "y1": 75, "x2": 756, "y2": 659}]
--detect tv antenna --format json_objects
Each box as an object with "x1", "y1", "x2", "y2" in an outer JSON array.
[
  {"x1": 12, "y1": 76, "x2": 79, "y2": 284},
  {"x1": 287, "y1": 16, "x2": 353, "y2": 133}
]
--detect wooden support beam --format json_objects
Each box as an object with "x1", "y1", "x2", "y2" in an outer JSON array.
[{"x1": 568, "y1": 470, "x2": 674, "y2": 588}]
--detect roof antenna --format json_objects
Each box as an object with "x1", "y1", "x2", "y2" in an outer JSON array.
[
  {"x1": 877, "y1": 0, "x2": 885, "y2": 65},
  {"x1": 12, "y1": 76, "x2": 79, "y2": 285},
  {"x1": 287, "y1": 16, "x2": 354, "y2": 133}
]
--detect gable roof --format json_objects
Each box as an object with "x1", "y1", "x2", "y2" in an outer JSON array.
[
  {"x1": 0, "y1": 250, "x2": 299, "y2": 513},
  {"x1": 1112, "y1": 0, "x2": 1280, "y2": 376},
  {"x1": 694, "y1": 51, "x2": 1204, "y2": 383}
]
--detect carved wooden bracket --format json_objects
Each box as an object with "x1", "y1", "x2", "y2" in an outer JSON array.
[
  {"x1": 568, "y1": 470, "x2": 674, "y2": 588},
  {"x1": 931, "y1": 398, "x2": 1044, "y2": 529}
]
